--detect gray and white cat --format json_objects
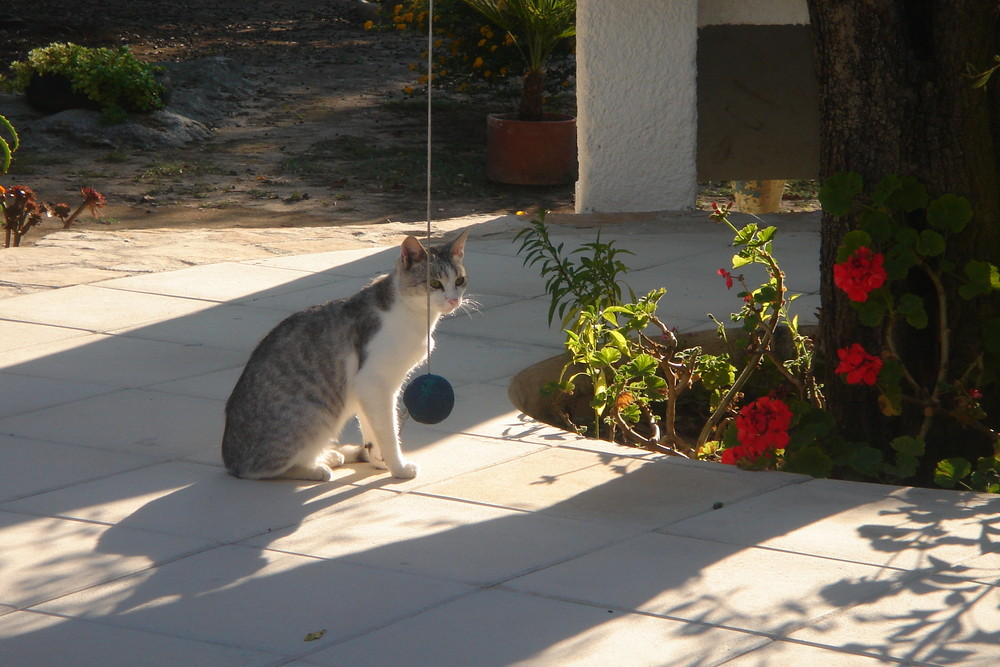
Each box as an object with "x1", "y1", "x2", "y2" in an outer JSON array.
[{"x1": 222, "y1": 229, "x2": 468, "y2": 481}]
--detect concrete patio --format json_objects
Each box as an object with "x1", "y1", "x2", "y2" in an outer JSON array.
[{"x1": 0, "y1": 211, "x2": 997, "y2": 666}]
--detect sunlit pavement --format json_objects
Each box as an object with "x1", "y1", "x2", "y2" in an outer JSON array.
[{"x1": 1, "y1": 211, "x2": 997, "y2": 666}]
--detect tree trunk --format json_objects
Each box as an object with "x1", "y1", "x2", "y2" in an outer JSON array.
[
  {"x1": 807, "y1": 1, "x2": 1000, "y2": 479},
  {"x1": 519, "y1": 68, "x2": 545, "y2": 121}
]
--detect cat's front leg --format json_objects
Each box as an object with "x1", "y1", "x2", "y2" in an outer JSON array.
[{"x1": 356, "y1": 395, "x2": 418, "y2": 479}]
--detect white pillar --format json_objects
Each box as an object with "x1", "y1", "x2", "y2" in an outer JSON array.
[{"x1": 575, "y1": 0, "x2": 698, "y2": 213}]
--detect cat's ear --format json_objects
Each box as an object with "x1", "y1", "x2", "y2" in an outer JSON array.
[
  {"x1": 447, "y1": 228, "x2": 469, "y2": 260},
  {"x1": 400, "y1": 236, "x2": 427, "y2": 268}
]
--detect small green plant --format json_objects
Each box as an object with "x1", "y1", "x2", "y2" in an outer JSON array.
[
  {"x1": 1, "y1": 42, "x2": 166, "y2": 124},
  {"x1": 1, "y1": 113, "x2": 18, "y2": 175},
  {"x1": 515, "y1": 210, "x2": 810, "y2": 456},
  {"x1": 514, "y1": 210, "x2": 633, "y2": 325},
  {"x1": 1, "y1": 114, "x2": 107, "y2": 248}
]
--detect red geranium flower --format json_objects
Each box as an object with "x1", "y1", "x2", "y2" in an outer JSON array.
[
  {"x1": 835, "y1": 343, "x2": 883, "y2": 385},
  {"x1": 734, "y1": 396, "x2": 793, "y2": 453},
  {"x1": 718, "y1": 268, "x2": 734, "y2": 290},
  {"x1": 834, "y1": 246, "x2": 887, "y2": 302}
]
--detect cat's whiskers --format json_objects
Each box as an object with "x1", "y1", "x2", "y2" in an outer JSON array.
[{"x1": 453, "y1": 295, "x2": 482, "y2": 319}]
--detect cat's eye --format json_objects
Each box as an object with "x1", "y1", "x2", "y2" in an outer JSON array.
[
  {"x1": 455, "y1": 276, "x2": 466, "y2": 287},
  {"x1": 429, "y1": 279, "x2": 443, "y2": 290}
]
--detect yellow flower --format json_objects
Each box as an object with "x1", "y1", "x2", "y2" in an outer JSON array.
[
  {"x1": 516, "y1": 210, "x2": 527, "y2": 216},
  {"x1": 402, "y1": 12, "x2": 413, "y2": 22},
  {"x1": 396, "y1": 23, "x2": 407, "y2": 30},
  {"x1": 363, "y1": 20, "x2": 374, "y2": 30},
  {"x1": 499, "y1": 66, "x2": 508, "y2": 76},
  {"x1": 403, "y1": 86, "x2": 414, "y2": 95},
  {"x1": 394, "y1": 4, "x2": 403, "y2": 14},
  {"x1": 477, "y1": 38, "x2": 487, "y2": 47},
  {"x1": 473, "y1": 57, "x2": 484, "y2": 68},
  {"x1": 484, "y1": 70, "x2": 492, "y2": 78},
  {"x1": 490, "y1": 45, "x2": 498, "y2": 52}
]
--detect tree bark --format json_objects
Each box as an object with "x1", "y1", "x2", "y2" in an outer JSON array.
[
  {"x1": 807, "y1": 1, "x2": 1000, "y2": 477},
  {"x1": 519, "y1": 68, "x2": 545, "y2": 121}
]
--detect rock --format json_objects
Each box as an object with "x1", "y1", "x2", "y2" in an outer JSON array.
[
  {"x1": 28, "y1": 108, "x2": 211, "y2": 149},
  {"x1": 19, "y1": 56, "x2": 250, "y2": 149}
]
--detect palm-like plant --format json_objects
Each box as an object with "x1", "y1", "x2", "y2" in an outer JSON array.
[{"x1": 460, "y1": 0, "x2": 576, "y2": 121}]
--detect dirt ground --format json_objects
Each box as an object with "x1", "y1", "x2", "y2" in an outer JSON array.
[{"x1": 1, "y1": 0, "x2": 576, "y2": 248}]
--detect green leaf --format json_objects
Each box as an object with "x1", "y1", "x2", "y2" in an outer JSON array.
[
  {"x1": 934, "y1": 457, "x2": 972, "y2": 488},
  {"x1": 849, "y1": 446, "x2": 884, "y2": 478},
  {"x1": 758, "y1": 226, "x2": 778, "y2": 243},
  {"x1": 897, "y1": 293, "x2": 929, "y2": 329},
  {"x1": 927, "y1": 194, "x2": 973, "y2": 233},
  {"x1": 627, "y1": 353, "x2": 658, "y2": 376},
  {"x1": 890, "y1": 436, "x2": 924, "y2": 457},
  {"x1": 607, "y1": 329, "x2": 628, "y2": 350},
  {"x1": 857, "y1": 297, "x2": 887, "y2": 327},
  {"x1": 304, "y1": 630, "x2": 327, "y2": 642},
  {"x1": 883, "y1": 246, "x2": 918, "y2": 281},
  {"x1": 597, "y1": 346, "x2": 621, "y2": 365},
  {"x1": 915, "y1": 229, "x2": 946, "y2": 257},
  {"x1": 959, "y1": 260, "x2": 1000, "y2": 300},
  {"x1": 819, "y1": 172, "x2": 863, "y2": 216},
  {"x1": 891, "y1": 452, "x2": 919, "y2": 480},
  {"x1": 871, "y1": 174, "x2": 903, "y2": 208},
  {"x1": 783, "y1": 445, "x2": 834, "y2": 478},
  {"x1": 859, "y1": 208, "x2": 895, "y2": 244},
  {"x1": 733, "y1": 223, "x2": 758, "y2": 246},
  {"x1": 837, "y1": 230, "x2": 873, "y2": 262},
  {"x1": 892, "y1": 176, "x2": 929, "y2": 212},
  {"x1": 872, "y1": 174, "x2": 928, "y2": 211},
  {"x1": 732, "y1": 253, "x2": 753, "y2": 269}
]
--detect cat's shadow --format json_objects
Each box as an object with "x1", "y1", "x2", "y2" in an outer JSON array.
[{"x1": 93, "y1": 463, "x2": 406, "y2": 613}]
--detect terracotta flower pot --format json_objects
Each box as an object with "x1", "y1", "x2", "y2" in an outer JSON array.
[{"x1": 486, "y1": 112, "x2": 577, "y2": 185}]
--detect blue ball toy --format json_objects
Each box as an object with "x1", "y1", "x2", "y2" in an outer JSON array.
[{"x1": 403, "y1": 373, "x2": 455, "y2": 424}]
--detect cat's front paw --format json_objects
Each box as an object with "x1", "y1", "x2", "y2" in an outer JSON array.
[{"x1": 390, "y1": 461, "x2": 419, "y2": 479}]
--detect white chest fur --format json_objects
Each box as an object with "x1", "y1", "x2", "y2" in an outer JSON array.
[{"x1": 360, "y1": 299, "x2": 438, "y2": 387}]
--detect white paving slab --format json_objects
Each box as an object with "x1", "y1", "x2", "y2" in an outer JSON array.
[
  {"x1": 0, "y1": 372, "x2": 112, "y2": 418},
  {"x1": 0, "y1": 388, "x2": 225, "y2": 458},
  {"x1": 31, "y1": 544, "x2": 474, "y2": 656},
  {"x1": 663, "y1": 478, "x2": 1000, "y2": 570},
  {"x1": 506, "y1": 531, "x2": 911, "y2": 636},
  {"x1": 311, "y1": 588, "x2": 769, "y2": 666},
  {"x1": 0, "y1": 334, "x2": 245, "y2": 387},
  {"x1": 0, "y1": 610, "x2": 281, "y2": 667},
  {"x1": 0, "y1": 512, "x2": 210, "y2": 608},
  {"x1": 97, "y1": 262, "x2": 334, "y2": 302},
  {"x1": 419, "y1": 448, "x2": 801, "y2": 528},
  {"x1": 0, "y1": 434, "x2": 157, "y2": 503},
  {"x1": 788, "y1": 573, "x2": 1000, "y2": 666},
  {"x1": 246, "y1": 491, "x2": 642, "y2": 585},
  {"x1": 0, "y1": 284, "x2": 216, "y2": 332}
]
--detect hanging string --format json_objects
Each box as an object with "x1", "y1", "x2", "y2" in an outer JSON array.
[{"x1": 424, "y1": 0, "x2": 434, "y2": 375}]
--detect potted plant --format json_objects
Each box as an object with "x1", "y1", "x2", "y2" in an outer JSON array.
[
  {"x1": 459, "y1": 0, "x2": 577, "y2": 185},
  {"x1": 0, "y1": 42, "x2": 168, "y2": 125}
]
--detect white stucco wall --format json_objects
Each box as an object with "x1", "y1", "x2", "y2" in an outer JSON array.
[
  {"x1": 575, "y1": 0, "x2": 810, "y2": 213},
  {"x1": 575, "y1": 1, "x2": 698, "y2": 213}
]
